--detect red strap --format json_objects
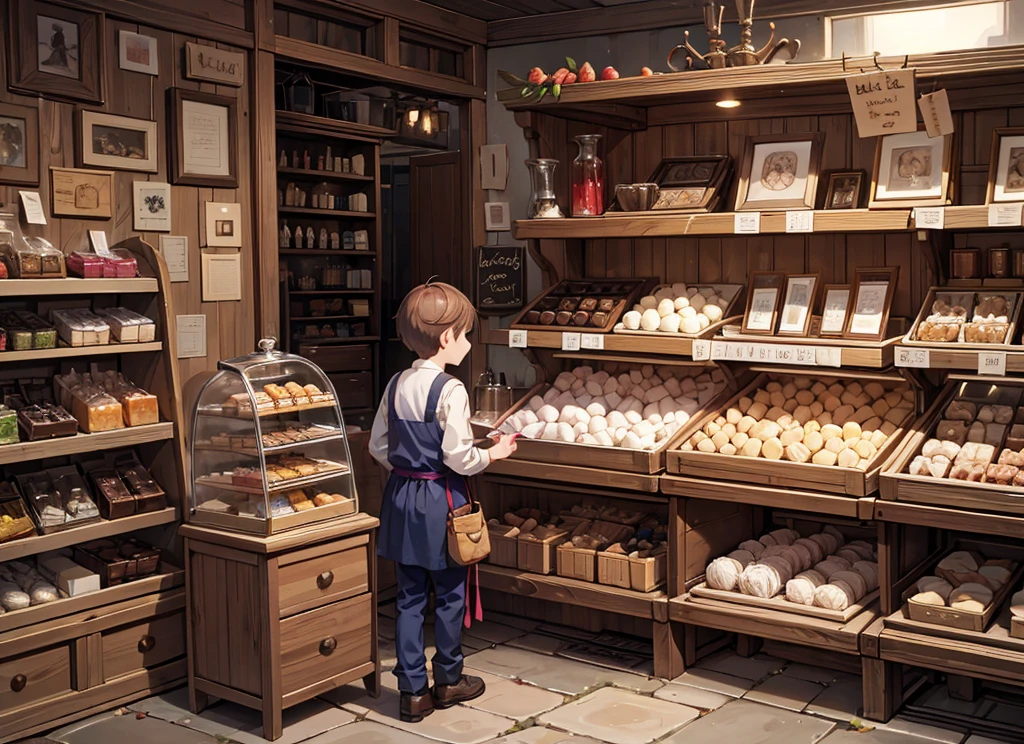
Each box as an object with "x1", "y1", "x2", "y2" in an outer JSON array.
[{"x1": 464, "y1": 563, "x2": 483, "y2": 629}]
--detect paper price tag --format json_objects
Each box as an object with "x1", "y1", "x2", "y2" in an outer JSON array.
[
  {"x1": 89, "y1": 230, "x2": 112, "y2": 257},
  {"x1": 734, "y1": 212, "x2": 761, "y2": 234},
  {"x1": 847, "y1": 68, "x2": 918, "y2": 138},
  {"x1": 978, "y1": 351, "x2": 1007, "y2": 376},
  {"x1": 561, "y1": 332, "x2": 581, "y2": 351},
  {"x1": 816, "y1": 347, "x2": 843, "y2": 368},
  {"x1": 988, "y1": 203, "x2": 1023, "y2": 228},
  {"x1": 508, "y1": 330, "x2": 528, "y2": 348},
  {"x1": 580, "y1": 333, "x2": 604, "y2": 351},
  {"x1": 786, "y1": 211, "x2": 814, "y2": 233},
  {"x1": 19, "y1": 191, "x2": 46, "y2": 225},
  {"x1": 918, "y1": 88, "x2": 954, "y2": 138},
  {"x1": 896, "y1": 347, "x2": 930, "y2": 368},
  {"x1": 692, "y1": 339, "x2": 711, "y2": 361},
  {"x1": 914, "y1": 207, "x2": 944, "y2": 229}
]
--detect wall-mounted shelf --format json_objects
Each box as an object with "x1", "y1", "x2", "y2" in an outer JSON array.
[
  {"x1": 278, "y1": 207, "x2": 375, "y2": 219},
  {"x1": 0, "y1": 422, "x2": 174, "y2": 466},
  {"x1": 0, "y1": 277, "x2": 159, "y2": 297},
  {"x1": 0, "y1": 342, "x2": 163, "y2": 363},
  {"x1": 279, "y1": 250, "x2": 376, "y2": 257},
  {"x1": 277, "y1": 166, "x2": 375, "y2": 182}
]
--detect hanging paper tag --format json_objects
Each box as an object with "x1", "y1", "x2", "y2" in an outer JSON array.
[
  {"x1": 89, "y1": 231, "x2": 112, "y2": 257},
  {"x1": 508, "y1": 330, "x2": 528, "y2": 348},
  {"x1": 918, "y1": 89, "x2": 954, "y2": 138},
  {"x1": 786, "y1": 211, "x2": 814, "y2": 233},
  {"x1": 846, "y1": 68, "x2": 917, "y2": 137},
  {"x1": 734, "y1": 212, "x2": 760, "y2": 234}
]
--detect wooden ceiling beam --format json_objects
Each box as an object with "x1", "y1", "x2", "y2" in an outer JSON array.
[
  {"x1": 326, "y1": 0, "x2": 488, "y2": 45},
  {"x1": 487, "y1": 0, "x2": 994, "y2": 47},
  {"x1": 418, "y1": 0, "x2": 522, "y2": 21}
]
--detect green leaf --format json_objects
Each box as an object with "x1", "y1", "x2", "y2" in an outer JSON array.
[
  {"x1": 498, "y1": 69, "x2": 528, "y2": 87},
  {"x1": 566, "y1": 56, "x2": 577, "y2": 72},
  {"x1": 551, "y1": 84, "x2": 561, "y2": 99},
  {"x1": 520, "y1": 86, "x2": 531, "y2": 98}
]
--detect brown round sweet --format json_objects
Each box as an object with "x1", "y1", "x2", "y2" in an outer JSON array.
[
  {"x1": 555, "y1": 311, "x2": 573, "y2": 326},
  {"x1": 579, "y1": 298, "x2": 598, "y2": 311},
  {"x1": 591, "y1": 311, "x2": 608, "y2": 327},
  {"x1": 524, "y1": 310, "x2": 541, "y2": 324},
  {"x1": 573, "y1": 311, "x2": 591, "y2": 326},
  {"x1": 539, "y1": 310, "x2": 556, "y2": 325}
]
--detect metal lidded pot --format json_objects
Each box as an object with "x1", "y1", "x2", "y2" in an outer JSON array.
[{"x1": 474, "y1": 368, "x2": 513, "y2": 422}]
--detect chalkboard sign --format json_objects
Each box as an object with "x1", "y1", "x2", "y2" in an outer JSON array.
[{"x1": 475, "y1": 244, "x2": 525, "y2": 315}]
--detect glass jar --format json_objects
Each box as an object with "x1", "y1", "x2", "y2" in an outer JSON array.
[
  {"x1": 572, "y1": 134, "x2": 605, "y2": 217},
  {"x1": 526, "y1": 159, "x2": 562, "y2": 219}
]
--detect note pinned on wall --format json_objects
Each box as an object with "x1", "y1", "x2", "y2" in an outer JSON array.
[
  {"x1": 846, "y1": 68, "x2": 917, "y2": 137},
  {"x1": 177, "y1": 315, "x2": 207, "y2": 359}
]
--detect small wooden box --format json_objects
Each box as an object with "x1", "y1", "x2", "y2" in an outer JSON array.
[
  {"x1": 487, "y1": 524, "x2": 519, "y2": 569},
  {"x1": 597, "y1": 551, "x2": 632, "y2": 589},
  {"x1": 630, "y1": 552, "x2": 667, "y2": 592},
  {"x1": 902, "y1": 287, "x2": 1023, "y2": 350},
  {"x1": 509, "y1": 278, "x2": 653, "y2": 334},
  {"x1": 517, "y1": 528, "x2": 569, "y2": 575},
  {"x1": 557, "y1": 543, "x2": 598, "y2": 582}
]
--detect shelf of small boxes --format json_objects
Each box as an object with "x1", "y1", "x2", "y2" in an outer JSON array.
[
  {"x1": 881, "y1": 377, "x2": 1024, "y2": 516},
  {"x1": 671, "y1": 521, "x2": 881, "y2": 655},
  {"x1": 486, "y1": 505, "x2": 668, "y2": 595},
  {"x1": 666, "y1": 370, "x2": 918, "y2": 497}
]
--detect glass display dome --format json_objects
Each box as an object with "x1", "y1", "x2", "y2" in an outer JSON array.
[{"x1": 189, "y1": 339, "x2": 358, "y2": 534}]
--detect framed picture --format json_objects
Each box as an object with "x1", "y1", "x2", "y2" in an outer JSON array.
[
  {"x1": 645, "y1": 155, "x2": 731, "y2": 212},
  {"x1": 987, "y1": 127, "x2": 1024, "y2": 204},
  {"x1": 50, "y1": 166, "x2": 112, "y2": 219},
  {"x1": 184, "y1": 42, "x2": 244, "y2": 87},
  {"x1": 844, "y1": 268, "x2": 899, "y2": 342},
  {"x1": 118, "y1": 30, "x2": 158, "y2": 76},
  {"x1": 201, "y1": 251, "x2": 242, "y2": 302},
  {"x1": 870, "y1": 129, "x2": 953, "y2": 208},
  {"x1": 170, "y1": 89, "x2": 238, "y2": 188},
  {"x1": 7, "y1": 1, "x2": 104, "y2": 104},
  {"x1": 484, "y1": 201, "x2": 511, "y2": 231},
  {"x1": 735, "y1": 133, "x2": 823, "y2": 211},
  {"x1": 204, "y1": 201, "x2": 242, "y2": 247},
  {"x1": 133, "y1": 181, "x2": 171, "y2": 232},
  {"x1": 742, "y1": 271, "x2": 786, "y2": 335},
  {"x1": 822, "y1": 171, "x2": 864, "y2": 210},
  {"x1": 79, "y1": 110, "x2": 158, "y2": 173},
  {"x1": 777, "y1": 274, "x2": 819, "y2": 337},
  {"x1": 819, "y1": 285, "x2": 851, "y2": 338},
  {"x1": 0, "y1": 103, "x2": 40, "y2": 186}
]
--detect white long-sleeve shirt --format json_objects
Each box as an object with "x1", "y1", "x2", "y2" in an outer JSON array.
[{"x1": 369, "y1": 359, "x2": 491, "y2": 476}]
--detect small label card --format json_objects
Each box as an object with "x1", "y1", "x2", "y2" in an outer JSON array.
[
  {"x1": 915, "y1": 207, "x2": 945, "y2": 229},
  {"x1": 786, "y1": 211, "x2": 814, "y2": 233},
  {"x1": 979, "y1": 351, "x2": 1007, "y2": 376},
  {"x1": 177, "y1": 315, "x2": 208, "y2": 359},
  {"x1": 734, "y1": 212, "x2": 761, "y2": 234},
  {"x1": 692, "y1": 339, "x2": 711, "y2": 361},
  {"x1": 19, "y1": 191, "x2": 46, "y2": 224},
  {"x1": 88, "y1": 230, "x2": 111, "y2": 256},
  {"x1": 710, "y1": 341, "x2": 818, "y2": 366},
  {"x1": 580, "y1": 333, "x2": 604, "y2": 351},
  {"x1": 896, "y1": 347, "x2": 931, "y2": 368},
  {"x1": 918, "y1": 88, "x2": 954, "y2": 138},
  {"x1": 988, "y1": 203, "x2": 1023, "y2": 228},
  {"x1": 561, "y1": 332, "x2": 581, "y2": 352},
  {"x1": 508, "y1": 329, "x2": 528, "y2": 348}
]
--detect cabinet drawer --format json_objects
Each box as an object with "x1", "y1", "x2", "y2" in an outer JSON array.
[
  {"x1": 279, "y1": 593, "x2": 373, "y2": 696},
  {"x1": 102, "y1": 611, "x2": 186, "y2": 682},
  {"x1": 278, "y1": 539, "x2": 370, "y2": 617},
  {"x1": 0, "y1": 646, "x2": 71, "y2": 712},
  {"x1": 327, "y1": 371, "x2": 373, "y2": 410},
  {"x1": 300, "y1": 344, "x2": 372, "y2": 372}
]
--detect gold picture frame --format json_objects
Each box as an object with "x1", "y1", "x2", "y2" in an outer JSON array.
[
  {"x1": 822, "y1": 171, "x2": 864, "y2": 210},
  {"x1": 735, "y1": 133, "x2": 823, "y2": 212},
  {"x1": 870, "y1": 128, "x2": 953, "y2": 209},
  {"x1": 986, "y1": 127, "x2": 1024, "y2": 204}
]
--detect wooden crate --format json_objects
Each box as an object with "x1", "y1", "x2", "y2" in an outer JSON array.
[
  {"x1": 509, "y1": 278, "x2": 654, "y2": 333},
  {"x1": 630, "y1": 552, "x2": 667, "y2": 592},
  {"x1": 668, "y1": 371, "x2": 916, "y2": 496},
  {"x1": 689, "y1": 582, "x2": 878, "y2": 623},
  {"x1": 597, "y1": 551, "x2": 632, "y2": 589},
  {"x1": 902, "y1": 287, "x2": 1024, "y2": 350},
  {"x1": 900, "y1": 539, "x2": 1024, "y2": 633},
  {"x1": 487, "y1": 524, "x2": 519, "y2": 569},
  {"x1": 517, "y1": 528, "x2": 569, "y2": 574},
  {"x1": 881, "y1": 377, "x2": 1024, "y2": 515},
  {"x1": 557, "y1": 543, "x2": 598, "y2": 582}
]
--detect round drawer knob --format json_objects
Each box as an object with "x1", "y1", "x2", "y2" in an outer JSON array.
[
  {"x1": 10, "y1": 674, "x2": 26, "y2": 692},
  {"x1": 320, "y1": 637, "x2": 337, "y2": 656},
  {"x1": 316, "y1": 571, "x2": 334, "y2": 590},
  {"x1": 139, "y1": 635, "x2": 157, "y2": 653}
]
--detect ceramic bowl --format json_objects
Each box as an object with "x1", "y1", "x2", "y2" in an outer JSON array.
[{"x1": 615, "y1": 183, "x2": 660, "y2": 212}]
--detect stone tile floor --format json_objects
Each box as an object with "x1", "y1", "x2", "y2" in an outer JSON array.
[{"x1": 29, "y1": 612, "x2": 996, "y2": 744}]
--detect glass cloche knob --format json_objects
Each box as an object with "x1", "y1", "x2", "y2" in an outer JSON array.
[{"x1": 258, "y1": 338, "x2": 277, "y2": 354}]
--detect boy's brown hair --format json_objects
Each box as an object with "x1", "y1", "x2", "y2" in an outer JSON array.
[{"x1": 397, "y1": 279, "x2": 476, "y2": 358}]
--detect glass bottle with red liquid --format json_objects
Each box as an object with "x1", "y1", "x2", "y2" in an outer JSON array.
[{"x1": 571, "y1": 134, "x2": 604, "y2": 217}]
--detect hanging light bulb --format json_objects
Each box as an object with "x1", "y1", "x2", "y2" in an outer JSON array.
[
  {"x1": 420, "y1": 107, "x2": 435, "y2": 137},
  {"x1": 406, "y1": 107, "x2": 420, "y2": 127}
]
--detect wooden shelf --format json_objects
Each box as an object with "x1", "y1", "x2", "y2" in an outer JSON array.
[
  {"x1": 478, "y1": 564, "x2": 663, "y2": 619},
  {"x1": 487, "y1": 327, "x2": 698, "y2": 357},
  {"x1": 485, "y1": 457, "x2": 661, "y2": 493},
  {"x1": 0, "y1": 277, "x2": 159, "y2": 297},
  {"x1": 895, "y1": 344, "x2": 1024, "y2": 373},
  {"x1": 296, "y1": 335, "x2": 378, "y2": 344},
  {"x1": 275, "y1": 110, "x2": 395, "y2": 141},
  {"x1": 277, "y1": 167, "x2": 374, "y2": 182},
  {"x1": 0, "y1": 341, "x2": 163, "y2": 363},
  {"x1": 873, "y1": 500, "x2": 1024, "y2": 540},
  {"x1": 660, "y1": 475, "x2": 875, "y2": 519},
  {"x1": 289, "y1": 290, "x2": 374, "y2": 296},
  {"x1": 0, "y1": 422, "x2": 174, "y2": 466},
  {"x1": 0, "y1": 507, "x2": 178, "y2": 562},
  {"x1": 279, "y1": 250, "x2": 376, "y2": 257},
  {"x1": 278, "y1": 207, "x2": 375, "y2": 219},
  {"x1": 290, "y1": 315, "x2": 362, "y2": 322}
]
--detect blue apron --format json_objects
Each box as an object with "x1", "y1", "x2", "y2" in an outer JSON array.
[{"x1": 377, "y1": 372, "x2": 469, "y2": 571}]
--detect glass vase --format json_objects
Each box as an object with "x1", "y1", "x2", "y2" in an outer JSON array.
[
  {"x1": 572, "y1": 134, "x2": 605, "y2": 217},
  {"x1": 526, "y1": 159, "x2": 563, "y2": 219}
]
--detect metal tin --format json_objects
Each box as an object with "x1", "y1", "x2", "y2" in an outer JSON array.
[
  {"x1": 950, "y1": 248, "x2": 981, "y2": 280},
  {"x1": 990, "y1": 247, "x2": 1011, "y2": 278}
]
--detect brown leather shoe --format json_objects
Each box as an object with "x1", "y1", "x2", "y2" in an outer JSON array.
[
  {"x1": 432, "y1": 674, "x2": 486, "y2": 709},
  {"x1": 400, "y1": 690, "x2": 435, "y2": 723}
]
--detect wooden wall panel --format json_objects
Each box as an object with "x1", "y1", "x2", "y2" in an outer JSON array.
[{"x1": 0, "y1": 5, "x2": 256, "y2": 393}]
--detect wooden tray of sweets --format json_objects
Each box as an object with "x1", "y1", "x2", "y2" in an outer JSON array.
[
  {"x1": 898, "y1": 539, "x2": 1024, "y2": 634},
  {"x1": 510, "y1": 278, "x2": 654, "y2": 334},
  {"x1": 613, "y1": 284, "x2": 744, "y2": 339},
  {"x1": 689, "y1": 581, "x2": 878, "y2": 623},
  {"x1": 902, "y1": 287, "x2": 1023, "y2": 350},
  {"x1": 668, "y1": 370, "x2": 916, "y2": 496},
  {"x1": 881, "y1": 376, "x2": 1024, "y2": 514}
]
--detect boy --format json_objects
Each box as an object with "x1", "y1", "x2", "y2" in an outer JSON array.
[{"x1": 370, "y1": 280, "x2": 517, "y2": 723}]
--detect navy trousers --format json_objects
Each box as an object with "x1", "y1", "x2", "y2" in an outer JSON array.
[{"x1": 394, "y1": 562, "x2": 469, "y2": 694}]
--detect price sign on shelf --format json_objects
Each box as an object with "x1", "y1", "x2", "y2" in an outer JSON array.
[
  {"x1": 561, "y1": 332, "x2": 582, "y2": 352},
  {"x1": 896, "y1": 347, "x2": 930, "y2": 368},
  {"x1": 786, "y1": 211, "x2": 814, "y2": 233},
  {"x1": 988, "y1": 203, "x2": 1023, "y2": 227},
  {"x1": 508, "y1": 329, "x2": 528, "y2": 348},
  {"x1": 580, "y1": 333, "x2": 604, "y2": 351},
  {"x1": 978, "y1": 351, "x2": 1007, "y2": 376},
  {"x1": 914, "y1": 207, "x2": 945, "y2": 229},
  {"x1": 734, "y1": 212, "x2": 761, "y2": 234},
  {"x1": 692, "y1": 339, "x2": 711, "y2": 361}
]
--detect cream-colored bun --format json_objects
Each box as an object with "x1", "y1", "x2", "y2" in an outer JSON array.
[
  {"x1": 738, "y1": 563, "x2": 782, "y2": 598},
  {"x1": 813, "y1": 582, "x2": 854, "y2": 611},
  {"x1": 938, "y1": 550, "x2": 979, "y2": 573},
  {"x1": 949, "y1": 582, "x2": 993, "y2": 612},
  {"x1": 706, "y1": 557, "x2": 744, "y2": 591},
  {"x1": 912, "y1": 590, "x2": 948, "y2": 606},
  {"x1": 979, "y1": 564, "x2": 1012, "y2": 589},
  {"x1": 760, "y1": 556, "x2": 794, "y2": 585},
  {"x1": 789, "y1": 543, "x2": 813, "y2": 571},
  {"x1": 794, "y1": 538, "x2": 824, "y2": 564},
  {"x1": 915, "y1": 576, "x2": 953, "y2": 602},
  {"x1": 786, "y1": 576, "x2": 817, "y2": 605}
]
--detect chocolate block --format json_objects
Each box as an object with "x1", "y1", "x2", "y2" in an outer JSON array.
[
  {"x1": 598, "y1": 298, "x2": 616, "y2": 313},
  {"x1": 17, "y1": 404, "x2": 77, "y2": 440},
  {"x1": 115, "y1": 458, "x2": 166, "y2": 513},
  {"x1": 572, "y1": 311, "x2": 591, "y2": 326},
  {"x1": 579, "y1": 298, "x2": 598, "y2": 311},
  {"x1": 555, "y1": 311, "x2": 572, "y2": 325},
  {"x1": 537, "y1": 297, "x2": 559, "y2": 311},
  {"x1": 119, "y1": 539, "x2": 161, "y2": 578},
  {"x1": 90, "y1": 469, "x2": 137, "y2": 520},
  {"x1": 558, "y1": 297, "x2": 580, "y2": 312}
]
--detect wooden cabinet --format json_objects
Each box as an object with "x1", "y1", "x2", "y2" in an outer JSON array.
[
  {"x1": 0, "y1": 646, "x2": 72, "y2": 713},
  {"x1": 180, "y1": 514, "x2": 380, "y2": 741}
]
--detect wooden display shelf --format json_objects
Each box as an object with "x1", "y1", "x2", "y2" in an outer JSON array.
[
  {"x1": 873, "y1": 500, "x2": 1024, "y2": 540},
  {"x1": 895, "y1": 345, "x2": 1024, "y2": 373},
  {"x1": 660, "y1": 475, "x2": 875, "y2": 519},
  {"x1": 278, "y1": 207, "x2": 375, "y2": 219},
  {"x1": 290, "y1": 315, "x2": 362, "y2": 322},
  {"x1": 709, "y1": 332, "x2": 901, "y2": 369},
  {"x1": 0, "y1": 507, "x2": 177, "y2": 562},
  {"x1": 276, "y1": 167, "x2": 374, "y2": 182},
  {"x1": 478, "y1": 564, "x2": 664, "y2": 619},
  {"x1": 487, "y1": 327, "x2": 700, "y2": 356},
  {"x1": 669, "y1": 592, "x2": 879, "y2": 655},
  {"x1": 279, "y1": 250, "x2": 376, "y2": 257},
  {"x1": 0, "y1": 422, "x2": 174, "y2": 466},
  {"x1": 194, "y1": 431, "x2": 345, "y2": 458},
  {"x1": 485, "y1": 458, "x2": 661, "y2": 493},
  {"x1": 295, "y1": 335, "x2": 378, "y2": 344},
  {"x1": 288, "y1": 290, "x2": 375, "y2": 296},
  {"x1": 194, "y1": 465, "x2": 351, "y2": 495},
  {"x1": 0, "y1": 341, "x2": 163, "y2": 363},
  {"x1": 0, "y1": 277, "x2": 159, "y2": 296},
  {"x1": 275, "y1": 110, "x2": 395, "y2": 141}
]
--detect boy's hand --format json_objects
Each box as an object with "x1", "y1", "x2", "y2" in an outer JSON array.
[{"x1": 489, "y1": 433, "x2": 519, "y2": 461}]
